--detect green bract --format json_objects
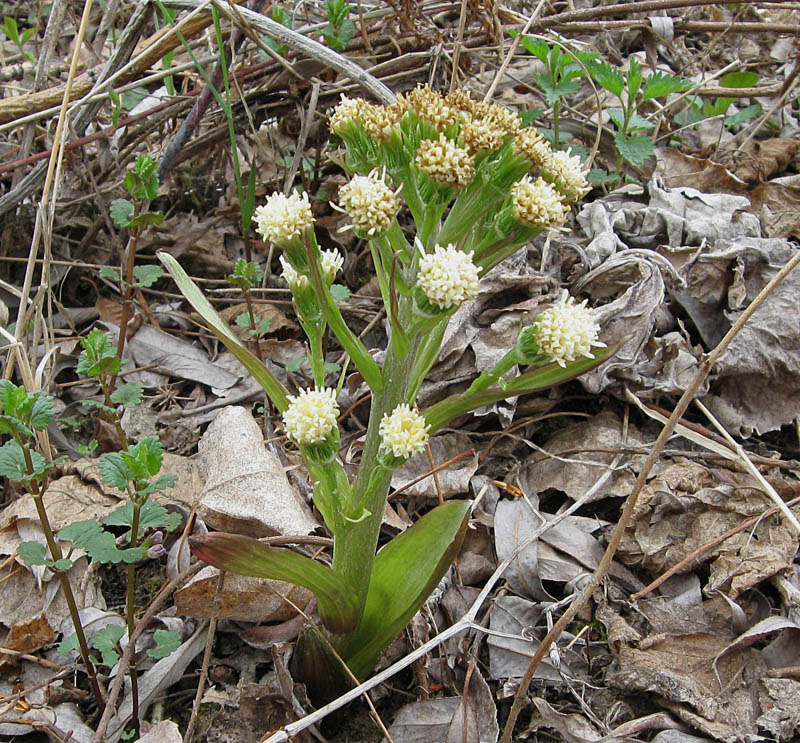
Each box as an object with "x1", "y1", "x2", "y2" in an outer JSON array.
[{"x1": 160, "y1": 86, "x2": 615, "y2": 694}]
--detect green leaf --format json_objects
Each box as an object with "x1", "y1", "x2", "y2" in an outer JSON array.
[
  {"x1": 583, "y1": 59, "x2": 624, "y2": 98},
  {"x1": 77, "y1": 329, "x2": 120, "y2": 378},
  {"x1": 110, "y1": 198, "x2": 134, "y2": 228},
  {"x1": 122, "y1": 87, "x2": 149, "y2": 111},
  {"x1": 286, "y1": 357, "x2": 304, "y2": 373},
  {"x1": 58, "y1": 632, "x2": 79, "y2": 656},
  {"x1": 28, "y1": 392, "x2": 55, "y2": 430},
  {"x1": 51, "y1": 558, "x2": 74, "y2": 571},
  {"x1": 147, "y1": 629, "x2": 181, "y2": 659},
  {"x1": 104, "y1": 498, "x2": 181, "y2": 534},
  {"x1": 609, "y1": 109, "x2": 653, "y2": 132},
  {"x1": 78, "y1": 441, "x2": 99, "y2": 456},
  {"x1": 0, "y1": 380, "x2": 28, "y2": 418},
  {"x1": 519, "y1": 34, "x2": 549, "y2": 63},
  {"x1": 724, "y1": 103, "x2": 761, "y2": 128},
  {"x1": 329, "y1": 284, "x2": 350, "y2": 301},
  {"x1": 614, "y1": 132, "x2": 654, "y2": 167},
  {"x1": 17, "y1": 541, "x2": 47, "y2": 566},
  {"x1": 342, "y1": 500, "x2": 471, "y2": 678},
  {"x1": 131, "y1": 154, "x2": 160, "y2": 201},
  {"x1": 110, "y1": 381, "x2": 144, "y2": 408},
  {"x1": 534, "y1": 74, "x2": 581, "y2": 106},
  {"x1": 0, "y1": 441, "x2": 35, "y2": 481},
  {"x1": 99, "y1": 266, "x2": 122, "y2": 283},
  {"x1": 641, "y1": 71, "x2": 693, "y2": 101},
  {"x1": 158, "y1": 252, "x2": 290, "y2": 411},
  {"x1": 720, "y1": 71, "x2": 759, "y2": 88},
  {"x1": 129, "y1": 435, "x2": 163, "y2": 477},
  {"x1": 132, "y1": 264, "x2": 163, "y2": 288},
  {"x1": 626, "y1": 58, "x2": 643, "y2": 101},
  {"x1": 91, "y1": 624, "x2": 126, "y2": 667},
  {"x1": 234, "y1": 312, "x2": 252, "y2": 329},
  {"x1": 127, "y1": 211, "x2": 164, "y2": 230},
  {"x1": 323, "y1": 361, "x2": 341, "y2": 375},
  {"x1": 59, "y1": 520, "x2": 147, "y2": 564},
  {"x1": 190, "y1": 532, "x2": 359, "y2": 633},
  {"x1": 0, "y1": 414, "x2": 31, "y2": 439},
  {"x1": 99, "y1": 452, "x2": 129, "y2": 491},
  {"x1": 228, "y1": 259, "x2": 263, "y2": 290}
]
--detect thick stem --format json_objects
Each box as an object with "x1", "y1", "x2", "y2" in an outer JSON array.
[{"x1": 126, "y1": 500, "x2": 142, "y2": 737}]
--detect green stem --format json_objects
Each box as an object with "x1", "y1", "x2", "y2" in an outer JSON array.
[
  {"x1": 23, "y1": 450, "x2": 105, "y2": 712},
  {"x1": 126, "y1": 499, "x2": 142, "y2": 738},
  {"x1": 242, "y1": 288, "x2": 265, "y2": 363}
]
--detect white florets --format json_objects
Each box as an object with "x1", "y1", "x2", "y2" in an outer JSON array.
[
  {"x1": 321, "y1": 250, "x2": 343, "y2": 283},
  {"x1": 254, "y1": 191, "x2": 314, "y2": 245},
  {"x1": 415, "y1": 135, "x2": 475, "y2": 188},
  {"x1": 337, "y1": 172, "x2": 400, "y2": 235},
  {"x1": 280, "y1": 255, "x2": 309, "y2": 290},
  {"x1": 543, "y1": 149, "x2": 590, "y2": 203},
  {"x1": 417, "y1": 244, "x2": 480, "y2": 310},
  {"x1": 511, "y1": 176, "x2": 570, "y2": 228},
  {"x1": 534, "y1": 293, "x2": 605, "y2": 367},
  {"x1": 379, "y1": 404, "x2": 429, "y2": 459},
  {"x1": 283, "y1": 387, "x2": 340, "y2": 445}
]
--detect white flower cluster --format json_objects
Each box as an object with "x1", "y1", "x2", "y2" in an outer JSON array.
[
  {"x1": 417, "y1": 244, "x2": 480, "y2": 310},
  {"x1": 337, "y1": 171, "x2": 400, "y2": 235},
  {"x1": 415, "y1": 135, "x2": 475, "y2": 188},
  {"x1": 283, "y1": 387, "x2": 340, "y2": 445},
  {"x1": 280, "y1": 250, "x2": 342, "y2": 289},
  {"x1": 543, "y1": 149, "x2": 590, "y2": 203},
  {"x1": 254, "y1": 191, "x2": 314, "y2": 245},
  {"x1": 534, "y1": 293, "x2": 605, "y2": 367},
  {"x1": 379, "y1": 404, "x2": 429, "y2": 459},
  {"x1": 511, "y1": 176, "x2": 569, "y2": 228}
]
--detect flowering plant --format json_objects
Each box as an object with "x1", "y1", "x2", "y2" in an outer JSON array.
[{"x1": 159, "y1": 87, "x2": 612, "y2": 693}]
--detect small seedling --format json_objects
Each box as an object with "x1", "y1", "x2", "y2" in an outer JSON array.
[
  {"x1": 322, "y1": 0, "x2": 354, "y2": 52},
  {"x1": 0, "y1": 15, "x2": 35, "y2": 61}
]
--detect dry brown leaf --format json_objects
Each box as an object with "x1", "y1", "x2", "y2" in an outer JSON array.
[
  {"x1": 175, "y1": 566, "x2": 312, "y2": 622},
  {"x1": 725, "y1": 138, "x2": 798, "y2": 184},
  {"x1": 0, "y1": 613, "x2": 54, "y2": 665}
]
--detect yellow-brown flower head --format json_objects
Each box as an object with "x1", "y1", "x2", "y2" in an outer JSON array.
[
  {"x1": 511, "y1": 176, "x2": 570, "y2": 228},
  {"x1": 543, "y1": 148, "x2": 590, "y2": 203},
  {"x1": 415, "y1": 135, "x2": 474, "y2": 188},
  {"x1": 337, "y1": 170, "x2": 400, "y2": 235},
  {"x1": 461, "y1": 103, "x2": 520, "y2": 154},
  {"x1": 514, "y1": 127, "x2": 553, "y2": 169},
  {"x1": 329, "y1": 95, "x2": 368, "y2": 135},
  {"x1": 444, "y1": 89, "x2": 477, "y2": 115}
]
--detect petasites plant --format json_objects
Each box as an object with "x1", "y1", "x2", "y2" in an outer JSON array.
[{"x1": 159, "y1": 86, "x2": 614, "y2": 691}]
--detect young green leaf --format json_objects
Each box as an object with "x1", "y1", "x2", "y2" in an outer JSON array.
[
  {"x1": 110, "y1": 198, "x2": 135, "y2": 228},
  {"x1": 77, "y1": 329, "x2": 121, "y2": 378},
  {"x1": 330, "y1": 284, "x2": 350, "y2": 301},
  {"x1": 519, "y1": 34, "x2": 549, "y2": 63},
  {"x1": 27, "y1": 392, "x2": 55, "y2": 431},
  {"x1": 0, "y1": 441, "x2": 42, "y2": 482},
  {"x1": 91, "y1": 624, "x2": 126, "y2": 667},
  {"x1": 720, "y1": 71, "x2": 759, "y2": 88},
  {"x1": 583, "y1": 59, "x2": 624, "y2": 98},
  {"x1": 626, "y1": 58, "x2": 643, "y2": 102},
  {"x1": 17, "y1": 541, "x2": 47, "y2": 566},
  {"x1": 99, "y1": 453, "x2": 130, "y2": 491},
  {"x1": 132, "y1": 265, "x2": 163, "y2": 288},
  {"x1": 99, "y1": 266, "x2": 122, "y2": 283},
  {"x1": 234, "y1": 312, "x2": 252, "y2": 329},
  {"x1": 104, "y1": 498, "x2": 181, "y2": 534},
  {"x1": 110, "y1": 381, "x2": 144, "y2": 409},
  {"x1": 147, "y1": 629, "x2": 181, "y2": 659},
  {"x1": 129, "y1": 435, "x2": 163, "y2": 478},
  {"x1": 0, "y1": 380, "x2": 28, "y2": 418},
  {"x1": 724, "y1": 103, "x2": 761, "y2": 128},
  {"x1": 58, "y1": 632, "x2": 80, "y2": 656},
  {"x1": 614, "y1": 132, "x2": 655, "y2": 167},
  {"x1": 641, "y1": 71, "x2": 693, "y2": 101},
  {"x1": 534, "y1": 74, "x2": 581, "y2": 106}
]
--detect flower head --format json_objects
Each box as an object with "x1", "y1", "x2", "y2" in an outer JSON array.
[
  {"x1": 379, "y1": 404, "x2": 429, "y2": 459},
  {"x1": 543, "y1": 149, "x2": 590, "y2": 203},
  {"x1": 283, "y1": 387, "x2": 340, "y2": 445},
  {"x1": 337, "y1": 171, "x2": 400, "y2": 235},
  {"x1": 254, "y1": 191, "x2": 314, "y2": 246},
  {"x1": 328, "y1": 95, "x2": 366, "y2": 135},
  {"x1": 321, "y1": 249, "x2": 343, "y2": 283},
  {"x1": 280, "y1": 255, "x2": 309, "y2": 291},
  {"x1": 417, "y1": 244, "x2": 480, "y2": 310},
  {"x1": 405, "y1": 86, "x2": 460, "y2": 132},
  {"x1": 511, "y1": 176, "x2": 570, "y2": 228},
  {"x1": 514, "y1": 127, "x2": 552, "y2": 168},
  {"x1": 531, "y1": 292, "x2": 605, "y2": 367},
  {"x1": 415, "y1": 135, "x2": 474, "y2": 188}
]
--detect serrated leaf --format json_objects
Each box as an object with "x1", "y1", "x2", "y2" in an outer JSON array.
[
  {"x1": 110, "y1": 381, "x2": 144, "y2": 408},
  {"x1": 147, "y1": 629, "x2": 181, "y2": 659},
  {"x1": 110, "y1": 199, "x2": 134, "y2": 228},
  {"x1": 77, "y1": 329, "x2": 120, "y2": 378},
  {"x1": 323, "y1": 361, "x2": 341, "y2": 375},
  {"x1": 0, "y1": 441, "x2": 32, "y2": 481},
  {"x1": 127, "y1": 211, "x2": 164, "y2": 230},
  {"x1": 99, "y1": 266, "x2": 121, "y2": 282},
  {"x1": 624, "y1": 112, "x2": 655, "y2": 131},
  {"x1": 105, "y1": 498, "x2": 181, "y2": 534},
  {"x1": 614, "y1": 132, "x2": 654, "y2": 167},
  {"x1": 58, "y1": 519, "x2": 103, "y2": 548},
  {"x1": 534, "y1": 74, "x2": 581, "y2": 106},
  {"x1": 129, "y1": 435, "x2": 163, "y2": 477},
  {"x1": 329, "y1": 284, "x2": 350, "y2": 301},
  {"x1": 0, "y1": 380, "x2": 27, "y2": 418},
  {"x1": 139, "y1": 473, "x2": 177, "y2": 497},
  {"x1": 584, "y1": 59, "x2": 624, "y2": 98},
  {"x1": 51, "y1": 558, "x2": 74, "y2": 571},
  {"x1": 0, "y1": 414, "x2": 32, "y2": 438},
  {"x1": 99, "y1": 452, "x2": 129, "y2": 491},
  {"x1": 724, "y1": 103, "x2": 761, "y2": 128},
  {"x1": 132, "y1": 264, "x2": 163, "y2": 288},
  {"x1": 626, "y1": 58, "x2": 643, "y2": 101},
  {"x1": 133, "y1": 154, "x2": 160, "y2": 201},
  {"x1": 286, "y1": 357, "x2": 304, "y2": 373},
  {"x1": 641, "y1": 71, "x2": 693, "y2": 101},
  {"x1": 519, "y1": 34, "x2": 549, "y2": 62},
  {"x1": 27, "y1": 392, "x2": 55, "y2": 430},
  {"x1": 17, "y1": 541, "x2": 47, "y2": 566}
]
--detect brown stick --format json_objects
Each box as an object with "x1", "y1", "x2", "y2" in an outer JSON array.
[{"x1": 498, "y1": 247, "x2": 800, "y2": 743}]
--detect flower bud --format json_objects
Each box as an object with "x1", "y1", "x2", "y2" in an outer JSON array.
[
  {"x1": 254, "y1": 191, "x2": 314, "y2": 251},
  {"x1": 415, "y1": 244, "x2": 480, "y2": 312},
  {"x1": 416, "y1": 136, "x2": 474, "y2": 188},
  {"x1": 378, "y1": 404, "x2": 429, "y2": 466},
  {"x1": 526, "y1": 293, "x2": 605, "y2": 367},
  {"x1": 336, "y1": 171, "x2": 400, "y2": 236},
  {"x1": 511, "y1": 176, "x2": 570, "y2": 229},
  {"x1": 283, "y1": 387, "x2": 340, "y2": 446}
]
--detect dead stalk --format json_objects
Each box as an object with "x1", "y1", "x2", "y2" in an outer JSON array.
[{"x1": 498, "y1": 248, "x2": 800, "y2": 743}]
